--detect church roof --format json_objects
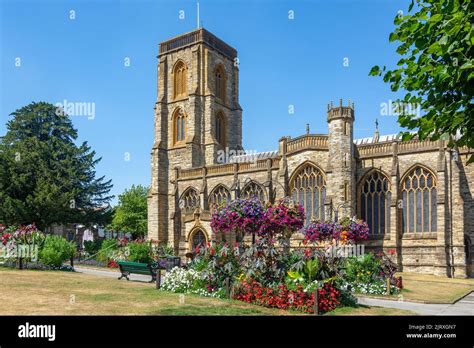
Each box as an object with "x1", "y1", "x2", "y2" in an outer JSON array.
[
  {"x1": 353, "y1": 134, "x2": 400, "y2": 145},
  {"x1": 228, "y1": 133, "x2": 421, "y2": 160},
  {"x1": 229, "y1": 150, "x2": 278, "y2": 163}
]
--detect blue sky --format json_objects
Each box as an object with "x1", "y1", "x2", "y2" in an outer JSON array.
[{"x1": 0, "y1": 0, "x2": 408, "y2": 205}]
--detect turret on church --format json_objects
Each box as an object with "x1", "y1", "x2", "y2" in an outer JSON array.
[{"x1": 148, "y1": 28, "x2": 474, "y2": 278}]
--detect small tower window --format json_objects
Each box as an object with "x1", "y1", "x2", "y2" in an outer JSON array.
[
  {"x1": 215, "y1": 64, "x2": 226, "y2": 102},
  {"x1": 344, "y1": 182, "x2": 349, "y2": 202},
  {"x1": 344, "y1": 121, "x2": 350, "y2": 136},
  {"x1": 215, "y1": 111, "x2": 226, "y2": 146},
  {"x1": 173, "y1": 60, "x2": 188, "y2": 99},
  {"x1": 173, "y1": 108, "x2": 186, "y2": 144}
]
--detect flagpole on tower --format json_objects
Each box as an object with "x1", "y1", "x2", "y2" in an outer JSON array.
[{"x1": 197, "y1": 1, "x2": 200, "y2": 28}]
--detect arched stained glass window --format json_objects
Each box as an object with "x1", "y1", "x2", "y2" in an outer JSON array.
[
  {"x1": 240, "y1": 181, "x2": 265, "y2": 202},
  {"x1": 289, "y1": 163, "x2": 326, "y2": 223},
  {"x1": 209, "y1": 185, "x2": 231, "y2": 211},
  {"x1": 180, "y1": 187, "x2": 200, "y2": 214},
  {"x1": 358, "y1": 170, "x2": 391, "y2": 235},
  {"x1": 401, "y1": 166, "x2": 437, "y2": 234}
]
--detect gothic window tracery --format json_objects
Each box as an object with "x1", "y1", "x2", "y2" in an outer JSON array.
[
  {"x1": 209, "y1": 185, "x2": 231, "y2": 211},
  {"x1": 401, "y1": 166, "x2": 437, "y2": 234},
  {"x1": 181, "y1": 187, "x2": 200, "y2": 214},
  {"x1": 289, "y1": 163, "x2": 326, "y2": 223},
  {"x1": 358, "y1": 170, "x2": 391, "y2": 235},
  {"x1": 240, "y1": 181, "x2": 265, "y2": 202}
]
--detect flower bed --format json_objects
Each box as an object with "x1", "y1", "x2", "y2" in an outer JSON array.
[
  {"x1": 161, "y1": 199, "x2": 402, "y2": 314},
  {"x1": 234, "y1": 280, "x2": 340, "y2": 314},
  {"x1": 161, "y1": 267, "x2": 225, "y2": 298}
]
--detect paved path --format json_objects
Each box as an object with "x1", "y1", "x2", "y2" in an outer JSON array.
[
  {"x1": 357, "y1": 292, "x2": 474, "y2": 315},
  {"x1": 74, "y1": 266, "x2": 155, "y2": 283}
]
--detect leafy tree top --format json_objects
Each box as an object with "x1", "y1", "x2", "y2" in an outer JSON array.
[
  {"x1": 370, "y1": 0, "x2": 473, "y2": 162},
  {"x1": 108, "y1": 184, "x2": 148, "y2": 238}
]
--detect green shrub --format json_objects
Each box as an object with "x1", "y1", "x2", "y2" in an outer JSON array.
[
  {"x1": 344, "y1": 253, "x2": 381, "y2": 283},
  {"x1": 128, "y1": 241, "x2": 152, "y2": 263},
  {"x1": 39, "y1": 235, "x2": 76, "y2": 267},
  {"x1": 97, "y1": 239, "x2": 118, "y2": 262},
  {"x1": 83, "y1": 240, "x2": 103, "y2": 255}
]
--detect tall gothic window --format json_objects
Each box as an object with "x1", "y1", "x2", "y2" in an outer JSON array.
[
  {"x1": 215, "y1": 64, "x2": 226, "y2": 102},
  {"x1": 358, "y1": 170, "x2": 391, "y2": 236},
  {"x1": 240, "y1": 181, "x2": 265, "y2": 202},
  {"x1": 180, "y1": 187, "x2": 199, "y2": 214},
  {"x1": 401, "y1": 166, "x2": 437, "y2": 234},
  {"x1": 215, "y1": 111, "x2": 226, "y2": 145},
  {"x1": 173, "y1": 60, "x2": 188, "y2": 99},
  {"x1": 173, "y1": 108, "x2": 186, "y2": 144},
  {"x1": 290, "y1": 163, "x2": 326, "y2": 223},
  {"x1": 209, "y1": 185, "x2": 231, "y2": 211}
]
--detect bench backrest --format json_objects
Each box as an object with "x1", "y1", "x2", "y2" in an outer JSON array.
[{"x1": 118, "y1": 261, "x2": 152, "y2": 275}]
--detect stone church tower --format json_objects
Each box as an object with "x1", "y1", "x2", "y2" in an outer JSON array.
[
  {"x1": 148, "y1": 28, "x2": 242, "y2": 248},
  {"x1": 326, "y1": 100, "x2": 356, "y2": 219}
]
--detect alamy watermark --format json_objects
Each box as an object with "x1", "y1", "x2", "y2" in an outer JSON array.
[
  {"x1": 55, "y1": 99, "x2": 96, "y2": 120},
  {"x1": 0, "y1": 244, "x2": 39, "y2": 261},
  {"x1": 324, "y1": 244, "x2": 365, "y2": 258},
  {"x1": 18, "y1": 322, "x2": 55, "y2": 341},
  {"x1": 216, "y1": 147, "x2": 259, "y2": 164},
  {"x1": 380, "y1": 99, "x2": 420, "y2": 118}
]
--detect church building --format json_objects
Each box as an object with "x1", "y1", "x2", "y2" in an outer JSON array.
[{"x1": 147, "y1": 28, "x2": 473, "y2": 278}]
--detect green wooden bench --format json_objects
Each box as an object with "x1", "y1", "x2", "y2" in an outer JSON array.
[{"x1": 117, "y1": 261, "x2": 157, "y2": 283}]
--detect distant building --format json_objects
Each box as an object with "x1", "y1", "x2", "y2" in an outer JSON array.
[{"x1": 147, "y1": 28, "x2": 473, "y2": 278}]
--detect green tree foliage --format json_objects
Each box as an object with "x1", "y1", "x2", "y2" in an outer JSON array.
[
  {"x1": 370, "y1": 0, "x2": 473, "y2": 161},
  {"x1": 109, "y1": 185, "x2": 148, "y2": 238},
  {"x1": 0, "y1": 102, "x2": 113, "y2": 229}
]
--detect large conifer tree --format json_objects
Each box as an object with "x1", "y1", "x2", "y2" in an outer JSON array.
[{"x1": 0, "y1": 102, "x2": 113, "y2": 230}]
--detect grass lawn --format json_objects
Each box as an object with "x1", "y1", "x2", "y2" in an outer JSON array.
[
  {"x1": 358, "y1": 272, "x2": 474, "y2": 304},
  {"x1": 0, "y1": 267, "x2": 414, "y2": 315},
  {"x1": 326, "y1": 305, "x2": 414, "y2": 316},
  {"x1": 397, "y1": 272, "x2": 474, "y2": 303}
]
